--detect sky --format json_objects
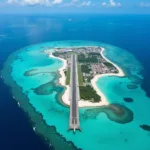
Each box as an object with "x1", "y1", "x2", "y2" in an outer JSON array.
[{"x1": 0, "y1": 0, "x2": 150, "y2": 14}]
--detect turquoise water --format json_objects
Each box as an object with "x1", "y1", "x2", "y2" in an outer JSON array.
[{"x1": 2, "y1": 41, "x2": 150, "y2": 150}]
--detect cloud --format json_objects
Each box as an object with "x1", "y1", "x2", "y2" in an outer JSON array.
[
  {"x1": 80, "y1": 1, "x2": 91, "y2": 6},
  {"x1": 7, "y1": 0, "x2": 63, "y2": 6},
  {"x1": 22, "y1": 0, "x2": 46, "y2": 5},
  {"x1": 140, "y1": 2, "x2": 150, "y2": 7},
  {"x1": 102, "y1": 0, "x2": 121, "y2": 7},
  {"x1": 7, "y1": 0, "x2": 18, "y2": 4},
  {"x1": 102, "y1": 2, "x2": 106, "y2": 6},
  {"x1": 52, "y1": 0, "x2": 62, "y2": 4},
  {"x1": 63, "y1": 0, "x2": 91, "y2": 7},
  {"x1": 7, "y1": 0, "x2": 92, "y2": 7}
]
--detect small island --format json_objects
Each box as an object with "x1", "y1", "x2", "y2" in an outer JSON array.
[
  {"x1": 49, "y1": 46, "x2": 121, "y2": 104},
  {"x1": 45, "y1": 46, "x2": 130, "y2": 131}
]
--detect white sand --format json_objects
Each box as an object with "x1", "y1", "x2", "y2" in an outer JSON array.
[
  {"x1": 88, "y1": 48, "x2": 125, "y2": 107},
  {"x1": 45, "y1": 48, "x2": 125, "y2": 107},
  {"x1": 45, "y1": 50, "x2": 71, "y2": 106}
]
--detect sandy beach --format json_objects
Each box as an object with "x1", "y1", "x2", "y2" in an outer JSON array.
[
  {"x1": 45, "y1": 48, "x2": 125, "y2": 107},
  {"x1": 45, "y1": 50, "x2": 71, "y2": 106},
  {"x1": 89, "y1": 48, "x2": 125, "y2": 107}
]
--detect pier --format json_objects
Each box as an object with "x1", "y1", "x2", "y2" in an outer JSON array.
[{"x1": 68, "y1": 54, "x2": 81, "y2": 132}]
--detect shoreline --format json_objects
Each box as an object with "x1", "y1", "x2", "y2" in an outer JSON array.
[
  {"x1": 45, "y1": 50, "x2": 70, "y2": 106},
  {"x1": 45, "y1": 47, "x2": 125, "y2": 107},
  {"x1": 89, "y1": 48, "x2": 125, "y2": 107}
]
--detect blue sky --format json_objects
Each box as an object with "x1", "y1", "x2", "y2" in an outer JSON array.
[{"x1": 0, "y1": 0, "x2": 150, "y2": 14}]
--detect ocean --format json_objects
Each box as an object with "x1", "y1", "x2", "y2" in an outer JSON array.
[{"x1": 0, "y1": 14, "x2": 150, "y2": 150}]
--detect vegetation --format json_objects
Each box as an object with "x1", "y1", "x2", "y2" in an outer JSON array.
[
  {"x1": 53, "y1": 52, "x2": 67, "y2": 57},
  {"x1": 64, "y1": 70, "x2": 67, "y2": 76},
  {"x1": 53, "y1": 52, "x2": 60, "y2": 57},
  {"x1": 86, "y1": 76, "x2": 93, "y2": 82},
  {"x1": 89, "y1": 52, "x2": 100, "y2": 56},
  {"x1": 81, "y1": 65, "x2": 91, "y2": 73},
  {"x1": 103, "y1": 62, "x2": 114, "y2": 68},
  {"x1": 114, "y1": 70, "x2": 119, "y2": 73},
  {"x1": 78, "y1": 54, "x2": 99, "y2": 63},
  {"x1": 66, "y1": 67, "x2": 71, "y2": 85},
  {"x1": 78, "y1": 64, "x2": 83, "y2": 86},
  {"x1": 79, "y1": 85, "x2": 101, "y2": 102}
]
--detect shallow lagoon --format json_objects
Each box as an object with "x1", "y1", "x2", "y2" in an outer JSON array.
[{"x1": 1, "y1": 41, "x2": 150, "y2": 150}]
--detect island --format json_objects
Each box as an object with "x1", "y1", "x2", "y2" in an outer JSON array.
[{"x1": 45, "y1": 46, "x2": 125, "y2": 107}]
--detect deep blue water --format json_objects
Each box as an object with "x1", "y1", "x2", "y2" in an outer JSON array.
[{"x1": 0, "y1": 14, "x2": 150, "y2": 150}]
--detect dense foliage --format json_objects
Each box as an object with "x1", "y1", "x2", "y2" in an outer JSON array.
[
  {"x1": 78, "y1": 54, "x2": 98, "y2": 63},
  {"x1": 79, "y1": 85, "x2": 101, "y2": 102},
  {"x1": 53, "y1": 52, "x2": 66, "y2": 57},
  {"x1": 89, "y1": 52, "x2": 100, "y2": 56},
  {"x1": 81, "y1": 65, "x2": 91, "y2": 73},
  {"x1": 103, "y1": 62, "x2": 114, "y2": 68},
  {"x1": 66, "y1": 67, "x2": 70, "y2": 85}
]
